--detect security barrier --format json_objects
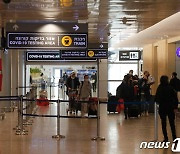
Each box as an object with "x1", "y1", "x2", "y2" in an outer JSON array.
[
  {"x1": 0, "y1": 95, "x2": 106, "y2": 140},
  {"x1": 0, "y1": 95, "x2": 165, "y2": 141}
]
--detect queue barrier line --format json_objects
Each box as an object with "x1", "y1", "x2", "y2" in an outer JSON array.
[
  {"x1": 0, "y1": 95, "x2": 177, "y2": 141},
  {"x1": 22, "y1": 113, "x2": 97, "y2": 119},
  {"x1": 17, "y1": 86, "x2": 33, "y2": 89},
  {"x1": 0, "y1": 96, "x2": 19, "y2": 98},
  {"x1": 23, "y1": 98, "x2": 100, "y2": 104},
  {"x1": 8, "y1": 96, "x2": 102, "y2": 140},
  {"x1": 103, "y1": 101, "x2": 155, "y2": 105}
]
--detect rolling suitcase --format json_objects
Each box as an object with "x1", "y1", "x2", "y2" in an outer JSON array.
[
  {"x1": 107, "y1": 96, "x2": 118, "y2": 113},
  {"x1": 88, "y1": 97, "x2": 98, "y2": 116},
  {"x1": 128, "y1": 104, "x2": 140, "y2": 118}
]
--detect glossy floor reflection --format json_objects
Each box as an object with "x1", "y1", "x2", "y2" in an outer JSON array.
[{"x1": 0, "y1": 103, "x2": 179, "y2": 154}]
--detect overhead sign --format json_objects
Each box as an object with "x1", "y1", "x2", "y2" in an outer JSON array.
[
  {"x1": 88, "y1": 43, "x2": 108, "y2": 59},
  {"x1": 61, "y1": 50, "x2": 86, "y2": 59},
  {"x1": 87, "y1": 50, "x2": 108, "y2": 59},
  {"x1": 26, "y1": 51, "x2": 96, "y2": 62},
  {"x1": 6, "y1": 22, "x2": 88, "y2": 49},
  {"x1": 119, "y1": 50, "x2": 141, "y2": 61},
  {"x1": 26, "y1": 51, "x2": 61, "y2": 61},
  {"x1": 7, "y1": 33, "x2": 87, "y2": 49},
  {"x1": 176, "y1": 47, "x2": 180, "y2": 58}
]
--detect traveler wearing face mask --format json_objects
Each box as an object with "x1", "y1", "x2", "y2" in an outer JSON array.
[
  {"x1": 78, "y1": 75, "x2": 92, "y2": 117},
  {"x1": 66, "y1": 71, "x2": 80, "y2": 113},
  {"x1": 66, "y1": 71, "x2": 80, "y2": 95}
]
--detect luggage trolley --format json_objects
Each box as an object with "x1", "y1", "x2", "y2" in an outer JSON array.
[{"x1": 66, "y1": 89, "x2": 80, "y2": 115}]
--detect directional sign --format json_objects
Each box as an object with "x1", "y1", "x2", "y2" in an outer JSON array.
[
  {"x1": 87, "y1": 50, "x2": 108, "y2": 59},
  {"x1": 7, "y1": 33, "x2": 87, "y2": 49},
  {"x1": 6, "y1": 22, "x2": 88, "y2": 33},
  {"x1": 27, "y1": 51, "x2": 61, "y2": 61},
  {"x1": 13, "y1": 24, "x2": 19, "y2": 31},
  {"x1": 6, "y1": 22, "x2": 88, "y2": 49},
  {"x1": 119, "y1": 50, "x2": 141, "y2": 61},
  {"x1": 61, "y1": 50, "x2": 86, "y2": 59},
  {"x1": 72, "y1": 25, "x2": 79, "y2": 31},
  {"x1": 88, "y1": 43, "x2": 108, "y2": 59}
]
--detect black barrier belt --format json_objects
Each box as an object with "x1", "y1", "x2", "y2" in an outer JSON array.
[
  {"x1": 0, "y1": 96, "x2": 19, "y2": 98},
  {"x1": 23, "y1": 98, "x2": 98, "y2": 104},
  {"x1": 23, "y1": 98, "x2": 58, "y2": 102},
  {"x1": 22, "y1": 113, "x2": 97, "y2": 119},
  {"x1": 17, "y1": 86, "x2": 32, "y2": 89},
  {"x1": 0, "y1": 98, "x2": 19, "y2": 101},
  {"x1": 102, "y1": 101, "x2": 155, "y2": 105}
]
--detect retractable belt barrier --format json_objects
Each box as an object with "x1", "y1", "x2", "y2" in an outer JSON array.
[
  {"x1": 0, "y1": 95, "x2": 105, "y2": 140},
  {"x1": 1, "y1": 96, "x2": 173, "y2": 141}
]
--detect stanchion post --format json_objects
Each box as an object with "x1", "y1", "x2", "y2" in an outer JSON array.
[
  {"x1": 50, "y1": 84, "x2": 52, "y2": 100},
  {"x1": 91, "y1": 100, "x2": 105, "y2": 141},
  {"x1": 13, "y1": 96, "x2": 21, "y2": 131},
  {"x1": 52, "y1": 99, "x2": 65, "y2": 139},
  {"x1": 154, "y1": 102, "x2": 158, "y2": 141},
  {"x1": 16, "y1": 95, "x2": 28, "y2": 135}
]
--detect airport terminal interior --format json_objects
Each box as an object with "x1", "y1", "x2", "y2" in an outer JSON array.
[{"x1": 0, "y1": 0, "x2": 180, "y2": 154}]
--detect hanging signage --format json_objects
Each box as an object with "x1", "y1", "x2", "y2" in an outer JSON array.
[
  {"x1": 88, "y1": 43, "x2": 108, "y2": 59},
  {"x1": 176, "y1": 47, "x2": 180, "y2": 58},
  {"x1": 7, "y1": 33, "x2": 87, "y2": 49},
  {"x1": 87, "y1": 49, "x2": 108, "y2": 59},
  {"x1": 26, "y1": 51, "x2": 61, "y2": 61},
  {"x1": 61, "y1": 50, "x2": 86, "y2": 59},
  {"x1": 6, "y1": 22, "x2": 88, "y2": 49},
  {"x1": 119, "y1": 50, "x2": 141, "y2": 61}
]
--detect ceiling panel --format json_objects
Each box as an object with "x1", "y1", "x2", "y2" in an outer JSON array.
[{"x1": 0, "y1": 0, "x2": 180, "y2": 47}]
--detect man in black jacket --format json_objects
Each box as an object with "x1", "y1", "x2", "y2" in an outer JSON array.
[
  {"x1": 155, "y1": 75, "x2": 178, "y2": 142},
  {"x1": 170, "y1": 72, "x2": 180, "y2": 92},
  {"x1": 116, "y1": 75, "x2": 134, "y2": 119},
  {"x1": 66, "y1": 72, "x2": 80, "y2": 113}
]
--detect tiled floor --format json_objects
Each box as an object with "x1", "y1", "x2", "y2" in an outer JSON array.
[{"x1": 0, "y1": 102, "x2": 179, "y2": 154}]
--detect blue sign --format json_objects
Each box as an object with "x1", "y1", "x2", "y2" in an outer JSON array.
[{"x1": 176, "y1": 47, "x2": 180, "y2": 57}]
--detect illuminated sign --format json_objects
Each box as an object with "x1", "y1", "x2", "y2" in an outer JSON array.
[
  {"x1": 26, "y1": 51, "x2": 61, "y2": 61},
  {"x1": 119, "y1": 50, "x2": 141, "y2": 61},
  {"x1": 6, "y1": 22, "x2": 88, "y2": 49},
  {"x1": 61, "y1": 50, "x2": 86, "y2": 59},
  {"x1": 7, "y1": 33, "x2": 87, "y2": 49},
  {"x1": 87, "y1": 50, "x2": 107, "y2": 58},
  {"x1": 88, "y1": 43, "x2": 108, "y2": 59}
]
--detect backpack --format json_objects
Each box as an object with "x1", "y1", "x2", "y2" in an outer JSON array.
[{"x1": 116, "y1": 84, "x2": 122, "y2": 99}]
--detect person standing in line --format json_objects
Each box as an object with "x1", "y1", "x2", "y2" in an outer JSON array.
[
  {"x1": 40, "y1": 73, "x2": 46, "y2": 90},
  {"x1": 170, "y1": 72, "x2": 180, "y2": 103},
  {"x1": 78, "y1": 75, "x2": 92, "y2": 117},
  {"x1": 62, "y1": 72, "x2": 68, "y2": 85},
  {"x1": 66, "y1": 71, "x2": 80, "y2": 113},
  {"x1": 155, "y1": 75, "x2": 178, "y2": 142},
  {"x1": 116, "y1": 74, "x2": 134, "y2": 119},
  {"x1": 170, "y1": 72, "x2": 180, "y2": 92},
  {"x1": 91, "y1": 72, "x2": 97, "y2": 92},
  {"x1": 66, "y1": 71, "x2": 80, "y2": 94},
  {"x1": 138, "y1": 71, "x2": 155, "y2": 116}
]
